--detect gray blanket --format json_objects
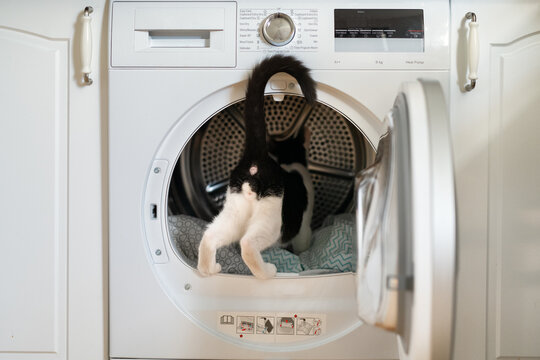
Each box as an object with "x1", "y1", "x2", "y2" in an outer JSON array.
[{"x1": 168, "y1": 213, "x2": 356, "y2": 275}]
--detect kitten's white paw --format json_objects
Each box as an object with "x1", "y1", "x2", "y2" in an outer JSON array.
[
  {"x1": 253, "y1": 263, "x2": 277, "y2": 280},
  {"x1": 197, "y1": 256, "x2": 222, "y2": 276},
  {"x1": 209, "y1": 262, "x2": 222, "y2": 275},
  {"x1": 197, "y1": 260, "x2": 210, "y2": 277},
  {"x1": 198, "y1": 261, "x2": 221, "y2": 276},
  {"x1": 265, "y1": 263, "x2": 277, "y2": 277},
  {"x1": 197, "y1": 234, "x2": 221, "y2": 276}
]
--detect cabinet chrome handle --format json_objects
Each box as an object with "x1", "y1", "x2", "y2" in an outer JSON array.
[
  {"x1": 465, "y1": 12, "x2": 479, "y2": 91},
  {"x1": 81, "y1": 6, "x2": 93, "y2": 85}
]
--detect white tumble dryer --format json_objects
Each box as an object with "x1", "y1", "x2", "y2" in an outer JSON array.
[{"x1": 109, "y1": 1, "x2": 456, "y2": 359}]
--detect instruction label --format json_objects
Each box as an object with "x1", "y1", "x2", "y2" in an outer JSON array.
[
  {"x1": 217, "y1": 312, "x2": 325, "y2": 342},
  {"x1": 238, "y1": 8, "x2": 319, "y2": 52}
]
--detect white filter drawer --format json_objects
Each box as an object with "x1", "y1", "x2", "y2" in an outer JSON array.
[{"x1": 111, "y1": 2, "x2": 236, "y2": 67}]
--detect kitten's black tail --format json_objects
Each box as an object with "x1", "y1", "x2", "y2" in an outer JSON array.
[{"x1": 244, "y1": 55, "x2": 316, "y2": 160}]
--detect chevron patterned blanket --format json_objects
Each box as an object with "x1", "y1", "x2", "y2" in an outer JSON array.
[{"x1": 168, "y1": 213, "x2": 355, "y2": 275}]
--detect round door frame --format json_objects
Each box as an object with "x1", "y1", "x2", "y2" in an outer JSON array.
[{"x1": 141, "y1": 78, "x2": 388, "y2": 352}]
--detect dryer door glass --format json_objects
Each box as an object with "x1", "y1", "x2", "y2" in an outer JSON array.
[{"x1": 355, "y1": 79, "x2": 456, "y2": 360}]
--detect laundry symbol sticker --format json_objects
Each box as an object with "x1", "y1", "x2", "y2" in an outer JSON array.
[
  {"x1": 296, "y1": 317, "x2": 322, "y2": 336},
  {"x1": 256, "y1": 316, "x2": 275, "y2": 334},
  {"x1": 276, "y1": 316, "x2": 295, "y2": 335},
  {"x1": 236, "y1": 316, "x2": 255, "y2": 334},
  {"x1": 220, "y1": 315, "x2": 234, "y2": 325}
]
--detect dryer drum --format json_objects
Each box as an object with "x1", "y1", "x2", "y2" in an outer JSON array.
[{"x1": 168, "y1": 95, "x2": 371, "y2": 229}]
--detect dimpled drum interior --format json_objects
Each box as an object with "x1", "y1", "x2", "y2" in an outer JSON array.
[{"x1": 168, "y1": 95, "x2": 372, "y2": 229}]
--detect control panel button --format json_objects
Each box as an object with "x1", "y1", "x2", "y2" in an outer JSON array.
[{"x1": 261, "y1": 12, "x2": 296, "y2": 46}]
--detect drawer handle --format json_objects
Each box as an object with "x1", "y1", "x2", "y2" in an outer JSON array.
[
  {"x1": 81, "y1": 6, "x2": 93, "y2": 85},
  {"x1": 465, "y1": 12, "x2": 479, "y2": 91}
]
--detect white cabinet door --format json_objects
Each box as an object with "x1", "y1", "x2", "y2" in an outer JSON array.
[
  {"x1": 0, "y1": 26, "x2": 68, "y2": 360},
  {"x1": 450, "y1": 2, "x2": 540, "y2": 360},
  {"x1": 0, "y1": 1, "x2": 106, "y2": 360},
  {"x1": 356, "y1": 80, "x2": 456, "y2": 360}
]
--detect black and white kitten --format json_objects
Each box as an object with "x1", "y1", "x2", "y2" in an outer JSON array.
[{"x1": 197, "y1": 55, "x2": 316, "y2": 279}]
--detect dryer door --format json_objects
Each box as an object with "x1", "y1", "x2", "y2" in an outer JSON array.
[{"x1": 355, "y1": 79, "x2": 456, "y2": 360}]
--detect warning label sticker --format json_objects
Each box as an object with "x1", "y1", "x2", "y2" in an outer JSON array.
[
  {"x1": 276, "y1": 316, "x2": 295, "y2": 335},
  {"x1": 256, "y1": 316, "x2": 275, "y2": 334},
  {"x1": 296, "y1": 317, "x2": 322, "y2": 336},
  {"x1": 236, "y1": 316, "x2": 255, "y2": 334},
  {"x1": 217, "y1": 312, "x2": 326, "y2": 342}
]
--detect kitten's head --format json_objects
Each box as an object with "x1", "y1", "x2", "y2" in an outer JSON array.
[{"x1": 268, "y1": 127, "x2": 311, "y2": 166}]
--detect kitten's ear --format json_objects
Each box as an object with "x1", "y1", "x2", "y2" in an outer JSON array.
[{"x1": 303, "y1": 127, "x2": 311, "y2": 149}]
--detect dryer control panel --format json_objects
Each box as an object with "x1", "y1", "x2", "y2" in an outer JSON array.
[
  {"x1": 236, "y1": 1, "x2": 449, "y2": 70},
  {"x1": 110, "y1": 0, "x2": 449, "y2": 70}
]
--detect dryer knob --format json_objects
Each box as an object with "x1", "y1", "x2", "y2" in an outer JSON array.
[{"x1": 261, "y1": 13, "x2": 296, "y2": 46}]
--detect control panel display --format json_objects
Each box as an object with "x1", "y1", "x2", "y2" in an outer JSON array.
[{"x1": 334, "y1": 9, "x2": 424, "y2": 53}]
